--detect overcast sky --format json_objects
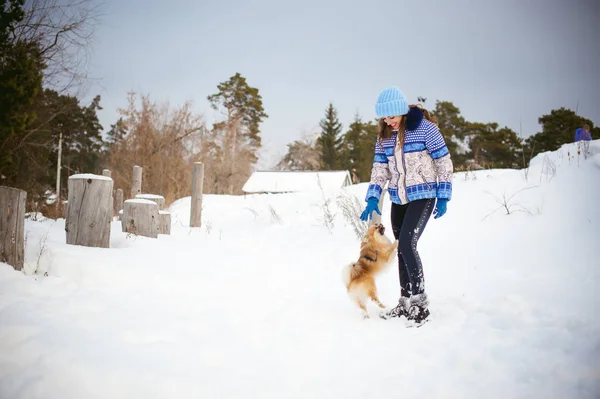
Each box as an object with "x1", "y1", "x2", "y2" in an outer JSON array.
[{"x1": 86, "y1": 0, "x2": 600, "y2": 168}]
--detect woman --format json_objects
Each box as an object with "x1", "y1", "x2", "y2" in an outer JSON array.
[
  {"x1": 360, "y1": 86, "x2": 453, "y2": 324},
  {"x1": 575, "y1": 124, "x2": 592, "y2": 159}
]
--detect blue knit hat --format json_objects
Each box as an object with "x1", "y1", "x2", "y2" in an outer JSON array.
[{"x1": 375, "y1": 86, "x2": 409, "y2": 117}]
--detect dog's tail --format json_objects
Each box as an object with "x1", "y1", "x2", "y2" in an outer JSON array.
[{"x1": 341, "y1": 262, "x2": 363, "y2": 288}]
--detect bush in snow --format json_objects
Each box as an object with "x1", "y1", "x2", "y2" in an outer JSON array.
[{"x1": 336, "y1": 190, "x2": 367, "y2": 239}]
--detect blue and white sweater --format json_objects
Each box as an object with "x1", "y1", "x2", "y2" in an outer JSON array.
[{"x1": 365, "y1": 107, "x2": 454, "y2": 205}]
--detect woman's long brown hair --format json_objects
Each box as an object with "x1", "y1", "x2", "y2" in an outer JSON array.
[{"x1": 377, "y1": 104, "x2": 438, "y2": 147}]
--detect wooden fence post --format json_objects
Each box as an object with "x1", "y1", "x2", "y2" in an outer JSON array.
[
  {"x1": 135, "y1": 194, "x2": 165, "y2": 210},
  {"x1": 132, "y1": 195, "x2": 169, "y2": 235},
  {"x1": 102, "y1": 169, "x2": 114, "y2": 216},
  {"x1": 0, "y1": 186, "x2": 26, "y2": 271},
  {"x1": 190, "y1": 162, "x2": 204, "y2": 228},
  {"x1": 159, "y1": 211, "x2": 171, "y2": 235},
  {"x1": 116, "y1": 189, "x2": 124, "y2": 214},
  {"x1": 62, "y1": 200, "x2": 68, "y2": 219},
  {"x1": 121, "y1": 199, "x2": 159, "y2": 238},
  {"x1": 131, "y1": 165, "x2": 142, "y2": 199},
  {"x1": 65, "y1": 174, "x2": 113, "y2": 248}
]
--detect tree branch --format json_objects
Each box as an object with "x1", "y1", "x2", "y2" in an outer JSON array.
[{"x1": 150, "y1": 127, "x2": 204, "y2": 156}]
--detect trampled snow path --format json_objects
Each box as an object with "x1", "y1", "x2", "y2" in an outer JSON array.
[{"x1": 1, "y1": 141, "x2": 599, "y2": 398}]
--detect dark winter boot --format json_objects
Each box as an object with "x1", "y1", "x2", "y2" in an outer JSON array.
[
  {"x1": 379, "y1": 297, "x2": 410, "y2": 320},
  {"x1": 407, "y1": 293, "x2": 430, "y2": 325}
]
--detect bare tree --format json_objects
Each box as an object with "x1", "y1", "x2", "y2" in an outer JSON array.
[
  {"x1": 105, "y1": 93, "x2": 205, "y2": 205},
  {"x1": 195, "y1": 120, "x2": 260, "y2": 195},
  {"x1": 336, "y1": 190, "x2": 366, "y2": 239},
  {"x1": 277, "y1": 132, "x2": 322, "y2": 171},
  {"x1": 13, "y1": 0, "x2": 104, "y2": 95},
  {"x1": 316, "y1": 174, "x2": 335, "y2": 232},
  {"x1": 519, "y1": 119, "x2": 536, "y2": 182},
  {"x1": 482, "y1": 186, "x2": 538, "y2": 221}
]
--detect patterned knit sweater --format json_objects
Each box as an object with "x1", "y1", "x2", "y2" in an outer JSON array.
[{"x1": 365, "y1": 107, "x2": 454, "y2": 205}]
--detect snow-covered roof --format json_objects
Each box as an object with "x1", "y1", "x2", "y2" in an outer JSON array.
[{"x1": 242, "y1": 170, "x2": 353, "y2": 194}]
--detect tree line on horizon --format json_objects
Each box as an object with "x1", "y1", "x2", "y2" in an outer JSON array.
[{"x1": 277, "y1": 101, "x2": 599, "y2": 183}]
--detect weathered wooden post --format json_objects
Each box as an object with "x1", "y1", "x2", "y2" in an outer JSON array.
[
  {"x1": 133, "y1": 195, "x2": 169, "y2": 235},
  {"x1": 131, "y1": 165, "x2": 142, "y2": 199},
  {"x1": 121, "y1": 199, "x2": 159, "y2": 238},
  {"x1": 102, "y1": 169, "x2": 114, "y2": 216},
  {"x1": 65, "y1": 174, "x2": 113, "y2": 248},
  {"x1": 55, "y1": 132, "x2": 62, "y2": 214},
  {"x1": 159, "y1": 211, "x2": 171, "y2": 235},
  {"x1": 190, "y1": 162, "x2": 204, "y2": 228},
  {"x1": 369, "y1": 191, "x2": 387, "y2": 226},
  {"x1": 62, "y1": 200, "x2": 68, "y2": 219},
  {"x1": 135, "y1": 194, "x2": 165, "y2": 210},
  {"x1": 116, "y1": 189, "x2": 124, "y2": 217},
  {"x1": 0, "y1": 186, "x2": 26, "y2": 271}
]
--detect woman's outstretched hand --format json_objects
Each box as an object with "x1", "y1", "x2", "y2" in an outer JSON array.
[{"x1": 360, "y1": 197, "x2": 381, "y2": 221}]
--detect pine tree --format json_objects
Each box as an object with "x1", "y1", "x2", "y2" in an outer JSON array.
[
  {"x1": 357, "y1": 121, "x2": 378, "y2": 181},
  {"x1": 339, "y1": 113, "x2": 378, "y2": 182},
  {"x1": 0, "y1": 0, "x2": 45, "y2": 187},
  {"x1": 207, "y1": 73, "x2": 268, "y2": 154},
  {"x1": 106, "y1": 118, "x2": 128, "y2": 144},
  {"x1": 207, "y1": 73, "x2": 268, "y2": 194},
  {"x1": 33, "y1": 90, "x2": 105, "y2": 198},
  {"x1": 525, "y1": 107, "x2": 598, "y2": 158},
  {"x1": 467, "y1": 123, "x2": 521, "y2": 169},
  {"x1": 317, "y1": 103, "x2": 343, "y2": 170},
  {"x1": 340, "y1": 113, "x2": 363, "y2": 172},
  {"x1": 432, "y1": 101, "x2": 469, "y2": 169}
]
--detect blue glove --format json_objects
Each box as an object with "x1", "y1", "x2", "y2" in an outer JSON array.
[
  {"x1": 433, "y1": 198, "x2": 448, "y2": 219},
  {"x1": 360, "y1": 197, "x2": 381, "y2": 221}
]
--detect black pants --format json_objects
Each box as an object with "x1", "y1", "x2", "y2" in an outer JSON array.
[{"x1": 390, "y1": 199, "x2": 435, "y2": 297}]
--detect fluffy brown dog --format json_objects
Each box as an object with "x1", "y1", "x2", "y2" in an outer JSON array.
[{"x1": 342, "y1": 223, "x2": 398, "y2": 318}]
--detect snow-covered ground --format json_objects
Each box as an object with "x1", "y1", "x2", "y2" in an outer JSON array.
[{"x1": 1, "y1": 141, "x2": 599, "y2": 399}]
